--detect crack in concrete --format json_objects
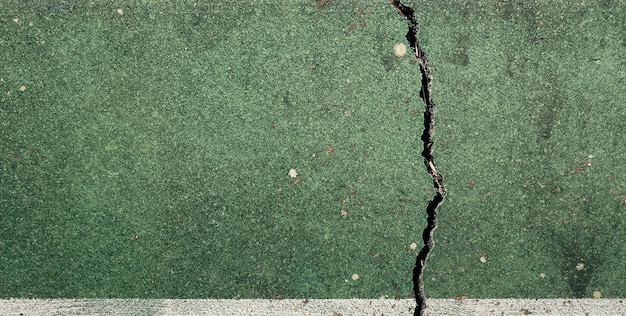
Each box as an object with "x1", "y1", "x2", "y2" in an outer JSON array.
[{"x1": 389, "y1": 1, "x2": 446, "y2": 315}]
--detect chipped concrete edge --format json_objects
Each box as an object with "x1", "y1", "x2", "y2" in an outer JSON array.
[{"x1": 1, "y1": 298, "x2": 624, "y2": 315}]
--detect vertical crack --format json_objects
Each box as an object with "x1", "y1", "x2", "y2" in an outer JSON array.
[{"x1": 389, "y1": 1, "x2": 446, "y2": 315}]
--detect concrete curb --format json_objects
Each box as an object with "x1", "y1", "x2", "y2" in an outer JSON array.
[{"x1": 1, "y1": 298, "x2": 624, "y2": 315}]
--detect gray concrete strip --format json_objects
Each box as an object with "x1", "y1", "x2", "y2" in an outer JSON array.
[{"x1": 0, "y1": 298, "x2": 624, "y2": 315}]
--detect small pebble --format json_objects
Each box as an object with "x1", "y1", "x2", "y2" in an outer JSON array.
[{"x1": 288, "y1": 169, "x2": 297, "y2": 178}]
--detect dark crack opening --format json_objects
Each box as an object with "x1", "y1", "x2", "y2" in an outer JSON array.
[{"x1": 389, "y1": 1, "x2": 446, "y2": 315}]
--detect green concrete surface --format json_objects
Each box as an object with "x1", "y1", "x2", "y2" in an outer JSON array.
[{"x1": 1, "y1": 0, "x2": 624, "y2": 300}]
